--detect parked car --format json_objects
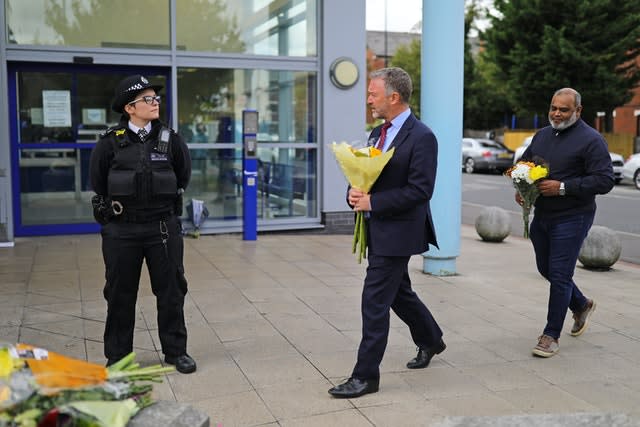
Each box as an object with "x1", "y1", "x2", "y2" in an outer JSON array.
[
  {"x1": 623, "y1": 153, "x2": 640, "y2": 189},
  {"x1": 461, "y1": 138, "x2": 514, "y2": 174},
  {"x1": 610, "y1": 152, "x2": 624, "y2": 184},
  {"x1": 513, "y1": 136, "x2": 624, "y2": 184},
  {"x1": 513, "y1": 135, "x2": 533, "y2": 164}
]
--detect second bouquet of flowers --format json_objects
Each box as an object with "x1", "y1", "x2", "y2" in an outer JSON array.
[
  {"x1": 331, "y1": 142, "x2": 395, "y2": 263},
  {"x1": 505, "y1": 160, "x2": 549, "y2": 238}
]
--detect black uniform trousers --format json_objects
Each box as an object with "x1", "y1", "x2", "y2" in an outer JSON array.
[
  {"x1": 352, "y1": 252, "x2": 442, "y2": 380},
  {"x1": 101, "y1": 215, "x2": 188, "y2": 360}
]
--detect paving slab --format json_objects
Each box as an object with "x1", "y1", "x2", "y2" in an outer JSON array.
[
  {"x1": 2, "y1": 225, "x2": 640, "y2": 426},
  {"x1": 434, "y1": 413, "x2": 640, "y2": 427}
]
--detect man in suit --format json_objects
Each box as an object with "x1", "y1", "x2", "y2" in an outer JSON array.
[{"x1": 328, "y1": 67, "x2": 445, "y2": 399}]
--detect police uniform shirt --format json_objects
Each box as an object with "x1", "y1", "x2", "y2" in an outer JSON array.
[{"x1": 129, "y1": 122, "x2": 152, "y2": 137}]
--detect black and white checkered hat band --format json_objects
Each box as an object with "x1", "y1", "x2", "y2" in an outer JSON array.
[{"x1": 125, "y1": 83, "x2": 145, "y2": 92}]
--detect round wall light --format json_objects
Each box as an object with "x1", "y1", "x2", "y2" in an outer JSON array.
[{"x1": 329, "y1": 57, "x2": 359, "y2": 89}]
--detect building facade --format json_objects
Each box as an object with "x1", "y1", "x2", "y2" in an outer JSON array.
[{"x1": 0, "y1": 0, "x2": 367, "y2": 241}]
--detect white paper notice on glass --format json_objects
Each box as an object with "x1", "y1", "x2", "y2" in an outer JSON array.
[{"x1": 42, "y1": 90, "x2": 71, "y2": 127}]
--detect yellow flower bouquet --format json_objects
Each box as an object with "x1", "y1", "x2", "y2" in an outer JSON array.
[
  {"x1": 504, "y1": 160, "x2": 549, "y2": 238},
  {"x1": 331, "y1": 142, "x2": 395, "y2": 263}
]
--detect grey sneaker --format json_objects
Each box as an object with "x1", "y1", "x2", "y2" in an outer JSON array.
[
  {"x1": 532, "y1": 334, "x2": 559, "y2": 358},
  {"x1": 571, "y1": 299, "x2": 596, "y2": 337}
]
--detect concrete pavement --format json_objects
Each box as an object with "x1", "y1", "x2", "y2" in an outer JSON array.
[{"x1": 1, "y1": 225, "x2": 640, "y2": 426}]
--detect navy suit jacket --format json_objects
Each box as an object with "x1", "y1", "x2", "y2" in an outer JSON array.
[{"x1": 365, "y1": 113, "x2": 439, "y2": 256}]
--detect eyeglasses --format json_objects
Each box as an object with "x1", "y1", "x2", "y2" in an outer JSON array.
[{"x1": 128, "y1": 95, "x2": 161, "y2": 106}]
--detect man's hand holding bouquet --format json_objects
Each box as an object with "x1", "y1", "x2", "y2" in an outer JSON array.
[
  {"x1": 505, "y1": 160, "x2": 549, "y2": 238},
  {"x1": 331, "y1": 142, "x2": 394, "y2": 263}
]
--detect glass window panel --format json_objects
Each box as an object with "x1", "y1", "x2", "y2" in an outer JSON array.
[
  {"x1": 14, "y1": 69, "x2": 168, "y2": 228},
  {"x1": 178, "y1": 68, "x2": 316, "y2": 144},
  {"x1": 18, "y1": 72, "x2": 73, "y2": 143},
  {"x1": 6, "y1": 0, "x2": 169, "y2": 49},
  {"x1": 178, "y1": 66, "x2": 317, "y2": 223},
  {"x1": 176, "y1": 0, "x2": 316, "y2": 56},
  {"x1": 17, "y1": 71, "x2": 168, "y2": 144},
  {"x1": 257, "y1": 146, "x2": 317, "y2": 218},
  {"x1": 183, "y1": 146, "x2": 317, "y2": 221},
  {"x1": 19, "y1": 147, "x2": 94, "y2": 225}
]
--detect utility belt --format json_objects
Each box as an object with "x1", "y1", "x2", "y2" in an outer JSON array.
[{"x1": 114, "y1": 209, "x2": 175, "y2": 224}]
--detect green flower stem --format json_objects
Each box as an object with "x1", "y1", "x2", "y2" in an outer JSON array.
[{"x1": 352, "y1": 212, "x2": 367, "y2": 264}]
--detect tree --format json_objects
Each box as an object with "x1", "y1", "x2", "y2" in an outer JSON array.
[
  {"x1": 483, "y1": 0, "x2": 640, "y2": 125},
  {"x1": 390, "y1": 39, "x2": 422, "y2": 118},
  {"x1": 463, "y1": 0, "x2": 512, "y2": 130},
  {"x1": 389, "y1": 1, "x2": 511, "y2": 129}
]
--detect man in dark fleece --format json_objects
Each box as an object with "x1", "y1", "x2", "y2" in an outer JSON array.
[{"x1": 517, "y1": 87, "x2": 614, "y2": 358}]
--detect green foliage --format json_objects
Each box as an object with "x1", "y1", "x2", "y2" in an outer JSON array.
[
  {"x1": 388, "y1": 1, "x2": 512, "y2": 129},
  {"x1": 390, "y1": 39, "x2": 422, "y2": 118},
  {"x1": 484, "y1": 0, "x2": 640, "y2": 124},
  {"x1": 464, "y1": 0, "x2": 512, "y2": 129}
]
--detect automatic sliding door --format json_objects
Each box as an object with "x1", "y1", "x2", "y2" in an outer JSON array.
[{"x1": 10, "y1": 65, "x2": 169, "y2": 235}]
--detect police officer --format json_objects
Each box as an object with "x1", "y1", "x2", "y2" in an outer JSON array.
[{"x1": 89, "y1": 75, "x2": 196, "y2": 374}]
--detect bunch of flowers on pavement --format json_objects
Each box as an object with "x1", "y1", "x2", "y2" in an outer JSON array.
[
  {"x1": 0, "y1": 343, "x2": 173, "y2": 427},
  {"x1": 331, "y1": 142, "x2": 394, "y2": 263},
  {"x1": 505, "y1": 160, "x2": 549, "y2": 238}
]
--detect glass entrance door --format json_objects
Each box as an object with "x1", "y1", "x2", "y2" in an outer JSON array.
[{"x1": 8, "y1": 63, "x2": 170, "y2": 236}]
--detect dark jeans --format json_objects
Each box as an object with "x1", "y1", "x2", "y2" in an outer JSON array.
[{"x1": 529, "y1": 211, "x2": 594, "y2": 339}]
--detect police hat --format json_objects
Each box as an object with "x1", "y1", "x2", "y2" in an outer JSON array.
[{"x1": 111, "y1": 74, "x2": 163, "y2": 113}]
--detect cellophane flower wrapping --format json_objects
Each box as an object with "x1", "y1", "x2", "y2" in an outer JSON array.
[
  {"x1": 0, "y1": 343, "x2": 174, "y2": 427},
  {"x1": 504, "y1": 161, "x2": 549, "y2": 238},
  {"x1": 330, "y1": 142, "x2": 395, "y2": 263}
]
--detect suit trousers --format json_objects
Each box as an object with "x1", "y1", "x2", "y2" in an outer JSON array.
[
  {"x1": 352, "y1": 253, "x2": 443, "y2": 380},
  {"x1": 101, "y1": 215, "x2": 188, "y2": 360}
]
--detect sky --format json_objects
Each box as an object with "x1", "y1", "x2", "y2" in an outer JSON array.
[
  {"x1": 366, "y1": 0, "x2": 495, "y2": 34},
  {"x1": 366, "y1": 0, "x2": 423, "y2": 32}
]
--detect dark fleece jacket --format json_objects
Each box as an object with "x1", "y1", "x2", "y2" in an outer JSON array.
[{"x1": 521, "y1": 119, "x2": 614, "y2": 218}]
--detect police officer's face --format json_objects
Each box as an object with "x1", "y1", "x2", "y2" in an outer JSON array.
[{"x1": 125, "y1": 88, "x2": 160, "y2": 124}]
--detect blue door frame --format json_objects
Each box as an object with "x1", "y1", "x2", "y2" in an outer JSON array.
[{"x1": 8, "y1": 63, "x2": 171, "y2": 236}]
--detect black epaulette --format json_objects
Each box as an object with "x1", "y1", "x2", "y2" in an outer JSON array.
[
  {"x1": 101, "y1": 126, "x2": 129, "y2": 148},
  {"x1": 100, "y1": 125, "x2": 125, "y2": 138}
]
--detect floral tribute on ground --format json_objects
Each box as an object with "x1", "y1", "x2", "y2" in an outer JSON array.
[
  {"x1": 0, "y1": 343, "x2": 174, "y2": 427},
  {"x1": 505, "y1": 160, "x2": 549, "y2": 238},
  {"x1": 331, "y1": 142, "x2": 394, "y2": 263}
]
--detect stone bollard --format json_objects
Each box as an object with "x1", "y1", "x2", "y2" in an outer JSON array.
[
  {"x1": 474, "y1": 206, "x2": 511, "y2": 242},
  {"x1": 578, "y1": 225, "x2": 621, "y2": 270}
]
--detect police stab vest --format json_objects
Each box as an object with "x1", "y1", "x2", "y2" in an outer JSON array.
[{"x1": 103, "y1": 125, "x2": 178, "y2": 213}]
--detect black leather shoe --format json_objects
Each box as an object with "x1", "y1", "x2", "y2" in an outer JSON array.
[
  {"x1": 406, "y1": 339, "x2": 446, "y2": 369},
  {"x1": 328, "y1": 377, "x2": 379, "y2": 398},
  {"x1": 164, "y1": 354, "x2": 197, "y2": 374}
]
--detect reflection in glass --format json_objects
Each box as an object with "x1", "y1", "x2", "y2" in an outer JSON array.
[
  {"x1": 18, "y1": 71, "x2": 168, "y2": 144},
  {"x1": 178, "y1": 68, "x2": 316, "y2": 144},
  {"x1": 19, "y1": 148, "x2": 94, "y2": 225},
  {"x1": 178, "y1": 66, "x2": 317, "y2": 223},
  {"x1": 18, "y1": 72, "x2": 73, "y2": 143},
  {"x1": 14, "y1": 70, "x2": 168, "y2": 228},
  {"x1": 185, "y1": 146, "x2": 317, "y2": 221},
  {"x1": 176, "y1": 0, "x2": 316, "y2": 56},
  {"x1": 6, "y1": 0, "x2": 169, "y2": 48}
]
